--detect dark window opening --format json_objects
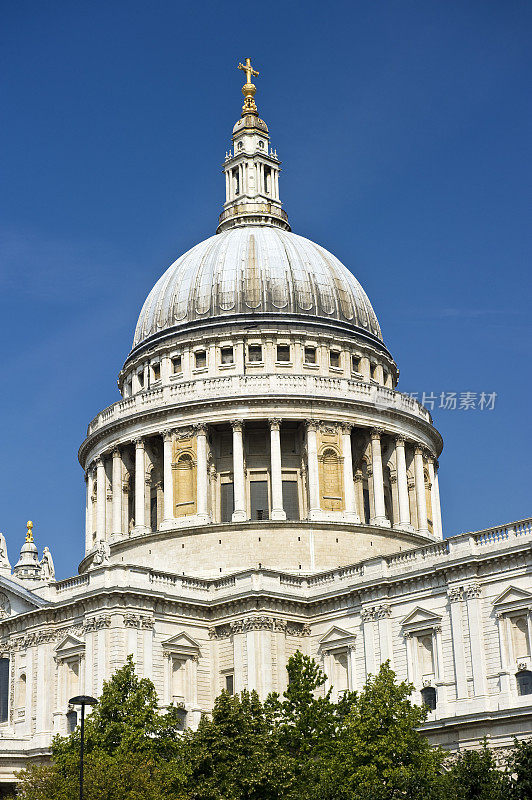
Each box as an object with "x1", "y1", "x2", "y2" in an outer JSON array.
[
  {"x1": 363, "y1": 485, "x2": 370, "y2": 523},
  {"x1": 66, "y1": 709, "x2": 78, "y2": 733},
  {"x1": 250, "y1": 481, "x2": 269, "y2": 521},
  {"x1": 421, "y1": 686, "x2": 437, "y2": 710},
  {"x1": 172, "y1": 356, "x2": 182, "y2": 374},
  {"x1": 248, "y1": 345, "x2": 263, "y2": 362},
  {"x1": 352, "y1": 356, "x2": 361, "y2": 373},
  {"x1": 225, "y1": 674, "x2": 234, "y2": 695},
  {"x1": 330, "y1": 351, "x2": 341, "y2": 368},
  {"x1": 150, "y1": 494, "x2": 157, "y2": 532},
  {"x1": 304, "y1": 347, "x2": 316, "y2": 364},
  {"x1": 221, "y1": 483, "x2": 234, "y2": 523},
  {"x1": 137, "y1": 371, "x2": 145, "y2": 388},
  {"x1": 195, "y1": 351, "x2": 207, "y2": 369},
  {"x1": 0, "y1": 658, "x2": 9, "y2": 723},
  {"x1": 277, "y1": 344, "x2": 290, "y2": 362},
  {"x1": 282, "y1": 481, "x2": 300, "y2": 521},
  {"x1": 517, "y1": 670, "x2": 532, "y2": 696},
  {"x1": 176, "y1": 707, "x2": 187, "y2": 731},
  {"x1": 152, "y1": 363, "x2": 160, "y2": 381},
  {"x1": 221, "y1": 347, "x2": 234, "y2": 365}
]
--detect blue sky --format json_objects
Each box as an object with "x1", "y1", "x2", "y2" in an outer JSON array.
[{"x1": 1, "y1": 1, "x2": 531, "y2": 578}]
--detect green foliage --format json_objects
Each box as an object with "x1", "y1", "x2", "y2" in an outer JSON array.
[
  {"x1": 441, "y1": 741, "x2": 508, "y2": 800},
  {"x1": 505, "y1": 738, "x2": 532, "y2": 800},
  {"x1": 317, "y1": 661, "x2": 444, "y2": 800},
  {"x1": 174, "y1": 689, "x2": 293, "y2": 800},
  {"x1": 17, "y1": 650, "x2": 531, "y2": 800}
]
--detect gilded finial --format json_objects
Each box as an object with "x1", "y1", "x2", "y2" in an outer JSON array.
[
  {"x1": 26, "y1": 521, "x2": 34, "y2": 543},
  {"x1": 237, "y1": 58, "x2": 259, "y2": 115}
]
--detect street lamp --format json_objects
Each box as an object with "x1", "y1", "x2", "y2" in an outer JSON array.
[{"x1": 68, "y1": 694, "x2": 98, "y2": 800}]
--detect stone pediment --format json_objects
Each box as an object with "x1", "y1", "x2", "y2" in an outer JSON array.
[
  {"x1": 55, "y1": 634, "x2": 85, "y2": 662},
  {"x1": 161, "y1": 632, "x2": 201, "y2": 659},
  {"x1": 493, "y1": 586, "x2": 532, "y2": 612},
  {"x1": 0, "y1": 575, "x2": 47, "y2": 619},
  {"x1": 318, "y1": 626, "x2": 356, "y2": 652},
  {"x1": 401, "y1": 607, "x2": 442, "y2": 631}
]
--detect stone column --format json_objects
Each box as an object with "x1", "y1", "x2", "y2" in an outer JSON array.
[
  {"x1": 111, "y1": 449, "x2": 122, "y2": 535},
  {"x1": 162, "y1": 430, "x2": 174, "y2": 525},
  {"x1": 341, "y1": 423, "x2": 359, "y2": 521},
  {"x1": 432, "y1": 460, "x2": 443, "y2": 539},
  {"x1": 426, "y1": 456, "x2": 441, "y2": 538},
  {"x1": 134, "y1": 439, "x2": 146, "y2": 531},
  {"x1": 96, "y1": 457, "x2": 106, "y2": 541},
  {"x1": 370, "y1": 430, "x2": 388, "y2": 526},
  {"x1": 196, "y1": 424, "x2": 210, "y2": 523},
  {"x1": 306, "y1": 421, "x2": 321, "y2": 517},
  {"x1": 414, "y1": 446, "x2": 429, "y2": 535},
  {"x1": 448, "y1": 587, "x2": 468, "y2": 699},
  {"x1": 231, "y1": 421, "x2": 247, "y2": 522},
  {"x1": 269, "y1": 419, "x2": 286, "y2": 520},
  {"x1": 395, "y1": 436, "x2": 412, "y2": 530},
  {"x1": 85, "y1": 467, "x2": 94, "y2": 551}
]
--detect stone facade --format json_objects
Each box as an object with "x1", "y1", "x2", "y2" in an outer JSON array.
[{"x1": 0, "y1": 65, "x2": 529, "y2": 792}]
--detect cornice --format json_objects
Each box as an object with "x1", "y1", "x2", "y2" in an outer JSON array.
[{"x1": 79, "y1": 393, "x2": 442, "y2": 465}]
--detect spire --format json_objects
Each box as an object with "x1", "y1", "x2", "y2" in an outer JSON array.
[
  {"x1": 238, "y1": 58, "x2": 259, "y2": 116},
  {"x1": 14, "y1": 520, "x2": 45, "y2": 581},
  {"x1": 216, "y1": 60, "x2": 290, "y2": 234}
]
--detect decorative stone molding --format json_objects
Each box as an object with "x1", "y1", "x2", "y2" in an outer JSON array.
[
  {"x1": 123, "y1": 614, "x2": 154, "y2": 629},
  {"x1": 447, "y1": 587, "x2": 464, "y2": 603},
  {"x1": 305, "y1": 420, "x2": 319, "y2": 433},
  {"x1": 83, "y1": 615, "x2": 112, "y2": 632},
  {"x1": 361, "y1": 607, "x2": 376, "y2": 622},
  {"x1": 231, "y1": 420, "x2": 244, "y2": 433},
  {"x1": 268, "y1": 418, "x2": 281, "y2": 430},
  {"x1": 209, "y1": 616, "x2": 310, "y2": 638},
  {"x1": 193, "y1": 423, "x2": 208, "y2": 435},
  {"x1": 370, "y1": 428, "x2": 383, "y2": 440},
  {"x1": 517, "y1": 662, "x2": 529, "y2": 672},
  {"x1": 465, "y1": 583, "x2": 482, "y2": 599}
]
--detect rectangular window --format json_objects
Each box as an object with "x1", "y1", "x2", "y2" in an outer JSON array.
[
  {"x1": 221, "y1": 482, "x2": 234, "y2": 523},
  {"x1": 0, "y1": 658, "x2": 8, "y2": 723},
  {"x1": 248, "y1": 344, "x2": 263, "y2": 362},
  {"x1": 195, "y1": 351, "x2": 207, "y2": 369},
  {"x1": 351, "y1": 355, "x2": 361, "y2": 373},
  {"x1": 277, "y1": 344, "x2": 290, "y2": 362},
  {"x1": 250, "y1": 480, "x2": 269, "y2": 520},
  {"x1": 220, "y1": 347, "x2": 234, "y2": 365},
  {"x1": 225, "y1": 673, "x2": 234, "y2": 695},
  {"x1": 330, "y1": 351, "x2": 341, "y2": 368},
  {"x1": 282, "y1": 481, "x2": 300, "y2": 521},
  {"x1": 304, "y1": 347, "x2": 316, "y2": 364},
  {"x1": 371, "y1": 364, "x2": 378, "y2": 380},
  {"x1": 172, "y1": 356, "x2": 182, "y2": 374},
  {"x1": 137, "y1": 371, "x2": 145, "y2": 388},
  {"x1": 152, "y1": 362, "x2": 160, "y2": 381},
  {"x1": 171, "y1": 658, "x2": 186, "y2": 700}
]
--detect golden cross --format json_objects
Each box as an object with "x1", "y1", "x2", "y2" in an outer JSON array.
[{"x1": 238, "y1": 58, "x2": 259, "y2": 85}]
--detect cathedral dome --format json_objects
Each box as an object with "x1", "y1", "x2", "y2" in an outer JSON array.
[{"x1": 132, "y1": 226, "x2": 382, "y2": 349}]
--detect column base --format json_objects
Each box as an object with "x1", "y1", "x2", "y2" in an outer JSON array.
[
  {"x1": 232, "y1": 510, "x2": 247, "y2": 523},
  {"x1": 344, "y1": 511, "x2": 360, "y2": 523},
  {"x1": 394, "y1": 522, "x2": 415, "y2": 533},
  {"x1": 418, "y1": 526, "x2": 430, "y2": 536},
  {"x1": 370, "y1": 517, "x2": 391, "y2": 528},
  {"x1": 131, "y1": 525, "x2": 150, "y2": 536},
  {"x1": 271, "y1": 509, "x2": 287, "y2": 521},
  {"x1": 158, "y1": 518, "x2": 177, "y2": 531},
  {"x1": 196, "y1": 513, "x2": 211, "y2": 525}
]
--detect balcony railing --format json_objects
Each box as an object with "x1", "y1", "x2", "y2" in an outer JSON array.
[{"x1": 86, "y1": 374, "x2": 431, "y2": 436}]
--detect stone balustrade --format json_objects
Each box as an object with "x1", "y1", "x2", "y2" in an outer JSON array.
[{"x1": 87, "y1": 374, "x2": 431, "y2": 436}]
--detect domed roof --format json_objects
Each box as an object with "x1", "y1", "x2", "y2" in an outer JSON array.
[{"x1": 133, "y1": 226, "x2": 382, "y2": 349}]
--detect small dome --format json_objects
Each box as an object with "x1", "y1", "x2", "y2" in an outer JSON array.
[
  {"x1": 233, "y1": 114, "x2": 269, "y2": 134},
  {"x1": 133, "y1": 226, "x2": 382, "y2": 349}
]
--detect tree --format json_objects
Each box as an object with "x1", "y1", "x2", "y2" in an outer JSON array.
[
  {"x1": 505, "y1": 738, "x2": 532, "y2": 800},
  {"x1": 174, "y1": 689, "x2": 294, "y2": 800},
  {"x1": 440, "y1": 741, "x2": 508, "y2": 800},
  {"x1": 17, "y1": 656, "x2": 186, "y2": 800},
  {"x1": 316, "y1": 661, "x2": 445, "y2": 800}
]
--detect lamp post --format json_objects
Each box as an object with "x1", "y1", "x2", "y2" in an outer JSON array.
[{"x1": 68, "y1": 694, "x2": 98, "y2": 800}]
